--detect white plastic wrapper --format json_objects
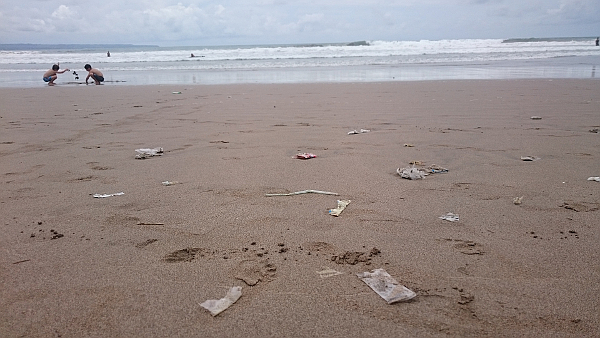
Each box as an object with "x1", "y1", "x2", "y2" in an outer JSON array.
[
  {"x1": 329, "y1": 200, "x2": 351, "y2": 216},
  {"x1": 356, "y1": 268, "x2": 416, "y2": 304},
  {"x1": 135, "y1": 147, "x2": 163, "y2": 159},
  {"x1": 200, "y1": 286, "x2": 242, "y2": 316},
  {"x1": 397, "y1": 167, "x2": 427, "y2": 180},
  {"x1": 439, "y1": 212, "x2": 460, "y2": 222}
]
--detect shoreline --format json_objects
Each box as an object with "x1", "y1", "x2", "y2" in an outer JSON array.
[
  {"x1": 1, "y1": 79, "x2": 599, "y2": 337},
  {"x1": 1, "y1": 56, "x2": 599, "y2": 88}
]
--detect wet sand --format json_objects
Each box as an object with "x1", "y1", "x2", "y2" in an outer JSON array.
[{"x1": 1, "y1": 80, "x2": 599, "y2": 337}]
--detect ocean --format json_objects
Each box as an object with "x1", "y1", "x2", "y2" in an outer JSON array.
[{"x1": 1, "y1": 37, "x2": 599, "y2": 87}]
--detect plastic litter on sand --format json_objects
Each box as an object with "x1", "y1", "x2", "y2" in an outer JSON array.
[
  {"x1": 294, "y1": 153, "x2": 317, "y2": 159},
  {"x1": 93, "y1": 192, "x2": 124, "y2": 198},
  {"x1": 265, "y1": 190, "x2": 338, "y2": 197},
  {"x1": 520, "y1": 156, "x2": 541, "y2": 161},
  {"x1": 356, "y1": 268, "x2": 417, "y2": 304},
  {"x1": 135, "y1": 147, "x2": 163, "y2": 159},
  {"x1": 329, "y1": 200, "x2": 351, "y2": 216},
  {"x1": 317, "y1": 268, "x2": 343, "y2": 279},
  {"x1": 587, "y1": 177, "x2": 600, "y2": 182},
  {"x1": 439, "y1": 212, "x2": 460, "y2": 222},
  {"x1": 397, "y1": 166, "x2": 427, "y2": 180},
  {"x1": 200, "y1": 286, "x2": 242, "y2": 316},
  {"x1": 348, "y1": 129, "x2": 370, "y2": 135},
  {"x1": 513, "y1": 196, "x2": 524, "y2": 205}
]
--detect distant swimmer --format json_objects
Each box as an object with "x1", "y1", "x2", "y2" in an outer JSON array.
[
  {"x1": 191, "y1": 53, "x2": 195, "y2": 57},
  {"x1": 107, "y1": 51, "x2": 110, "y2": 57},
  {"x1": 596, "y1": 37, "x2": 599, "y2": 46}
]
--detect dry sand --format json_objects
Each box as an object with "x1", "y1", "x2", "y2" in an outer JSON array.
[{"x1": 1, "y1": 80, "x2": 599, "y2": 337}]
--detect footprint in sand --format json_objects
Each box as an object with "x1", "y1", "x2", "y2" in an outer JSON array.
[{"x1": 232, "y1": 259, "x2": 277, "y2": 286}]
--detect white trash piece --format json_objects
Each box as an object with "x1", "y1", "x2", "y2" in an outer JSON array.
[
  {"x1": 200, "y1": 286, "x2": 242, "y2": 316},
  {"x1": 348, "y1": 129, "x2": 370, "y2": 135},
  {"x1": 93, "y1": 192, "x2": 124, "y2": 198},
  {"x1": 316, "y1": 267, "x2": 343, "y2": 279},
  {"x1": 397, "y1": 166, "x2": 427, "y2": 180},
  {"x1": 513, "y1": 196, "x2": 524, "y2": 205},
  {"x1": 520, "y1": 156, "x2": 541, "y2": 161},
  {"x1": 587, "y1": 177, "x2": 600, "y2": 182},
  {"x1": 530, "y1": 116, "x2": 542, "y2": 120},
  {"x1": 439, "y1": 212, "x2": 459, "y2": 222},
  {"x1": 135, "y1": 147, "x2": 163, "y2": 159},
  {"x1": 356, "y1": 268, "x2": 416, "y2": 304},
  {"x1": 329, "y1": 200, "x2": 351, "y2": 216}
]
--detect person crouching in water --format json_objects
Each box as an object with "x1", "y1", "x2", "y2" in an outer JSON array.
[
  {"x1": 43, "y1": 64, "x2": 70, "y2": 86},
  {"x1": 84, "y1": 64, "x2": 104, "y2": 85}
]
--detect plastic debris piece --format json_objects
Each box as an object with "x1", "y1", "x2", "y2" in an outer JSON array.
[
  {"x1": 439, "y1": 212, "x2": 459, "y2": 222},
  {"x1": 520, "y1": 156, "x2": 541, "y2": 161},
  {"x1": 317, "y1": 267, "x2": 343, "y2": 279},
  {"x1": 266, "y1": 190, "x2": 338, "y2": 197},
  {"x1": 426, "y1": 164, "x2": 448, "y2": 174},
  {"x1": 403, "y1": 144, "x2": 414, "y2": 147},
  {"x1": 135, "y1": 147, "x2": 163, "y2": 159},
  {"x1": 587, "y1": 177, "x2": 600, "y2": 182},
  {"x1": 513, "y1": 196, "x2": 524, "y2": 205},
  {"x1": 348, "y1": 129, "x2": 370, "y2": 135},
  {"x1": 172, "y1": 91, "x2": 182, "y2": 94},
  {"x1": 409, "y1": 160, "x2": 424, "y2": 165},
  {"x1": 162, "y1": 181, "x2": 181, "y2": 186},
  {"x1": 589, "y1": 128, "x2": 599, "y2": 133},
  {"x1": 329, "y1": 200, "x2": 351, "y2": 216},
  {"x1": 397, "y1": 166, "x2": 427, "y2": 180},
  {"x1": 356, "y1": 268, "x2": 416, "y2": 304},
  {"x1": 530, "y1": 116, "x2": 542, "y2": 120},
  {"x1": 294, "y1": 153, "x2": 317, "y2": 159},
  {"x1": 93, "y1": 192, "x2": 124, "y2": 198},
  {"x1": 200, "y1": 286, "x2": 242, "y2": 317}
]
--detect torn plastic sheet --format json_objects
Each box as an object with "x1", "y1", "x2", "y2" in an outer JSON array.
[
  {"x1": 200, "y1": 286, "x2": 242, "y2": 317},
  {"x1": 397, "y1": 166, "x2": 427, "y2": 180},
  {"x1": 329, "y1": 200, "x2": 351, "y2": 216},
  {"x1": 587, "y1": 177, "x2": 600, "y2": 182},
  {"x1": 356, "y1": 268, "x2": 416, "y2": 304},
  {"x1": 135, "y1": 147, "x2": 163, "y2": 159}
]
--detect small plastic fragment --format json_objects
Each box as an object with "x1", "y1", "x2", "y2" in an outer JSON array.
[
  {"x1": 530, "y1": 116, "x2": 542, "y2": 120},
  {"x1": 439, "y1": 212, "x2": 459, "y2": 222},
  {"x1": 295, "y1": 153, "x2": 317, "y2": 159},
  {"x1": 513, "y1": 196, "x2": 523, "y2": 205},
  {"x1": 162, "y1": 181, "x2": 181, "y2": 186},
  {"x1": 93, "y1": 192, "x2": 124, "y2": 198},
  {"x1": 356, "y1": 268, "x2": 416, "y2": 304},
  {"x1": 587, "y1": 177, "x2": 600, "y2": 182},
  {"x1": 520, "y1": 156, "x2": 541, "y2": 161},
  {"x1": 348, "y1": 129, "x2": 370, "y2": 135},
  {"x1": 329, "y1": 200, "x2": 351, "y2": 216},
  {"x1": 316, "y1": 268, "x2": 343, "y2": 279},
  {"x1": 266, "y1": 190, "x2": 338, "y2": 197},
  {"x1": 200, "y1": 286, "x2": 242, "y2": 316},
  {"x1": 135, "y1": 147, "x2": 163, "y2": 159}
]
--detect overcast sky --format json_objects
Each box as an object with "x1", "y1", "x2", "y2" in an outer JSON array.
[{"x1": 0, "y1": 0, "x2": 598, "y2": 46}]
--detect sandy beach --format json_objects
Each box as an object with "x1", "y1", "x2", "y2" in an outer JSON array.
[{"x1": 1, "y1": 80, "x2": 599, "y2": 337}]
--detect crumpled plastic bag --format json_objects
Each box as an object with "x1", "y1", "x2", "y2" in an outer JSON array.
[
  {"x1": 587, "y1": 177, "x2": 600, "y2": 182},
  {"x1": 397, "y1": 166, "x2": 427, "y2": 180},
  {"x1": 356, "y1": 268, "x2": 416, "y2": 304},
  {"x1": 135, "y1": 147, "x2": 163, "y2": 159},
  {"x1": 200, "y1": 286, "x2": 242, "y2": 316},
  {"x1": 329, "y1": 200, "x2": 351, "y2": 216}
]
